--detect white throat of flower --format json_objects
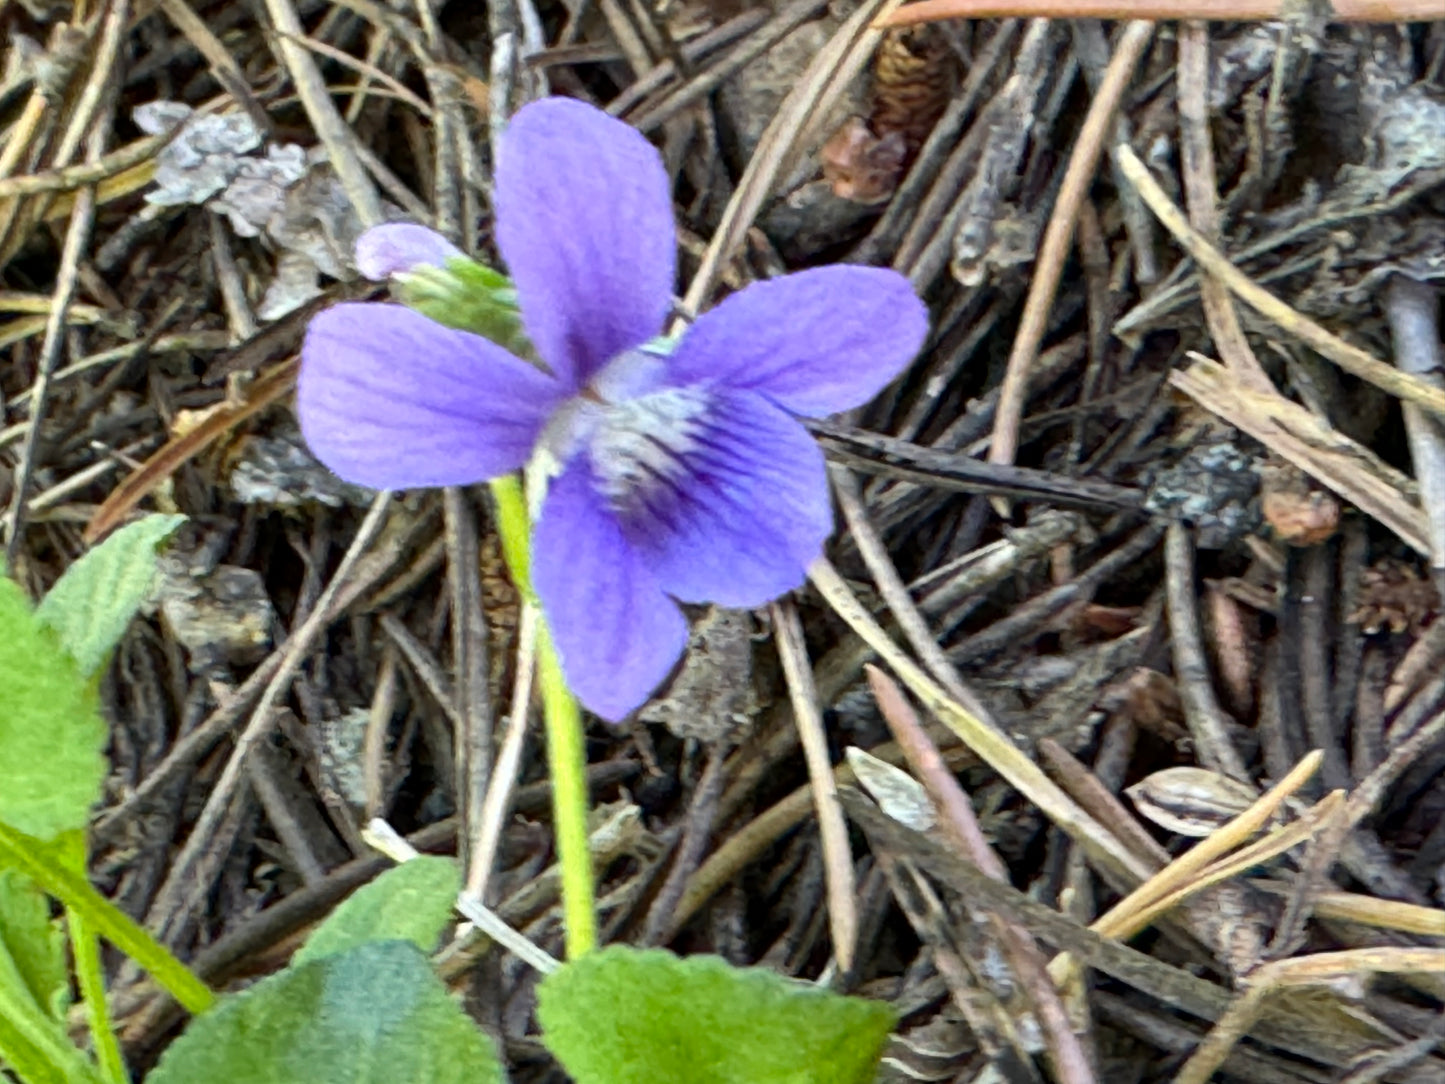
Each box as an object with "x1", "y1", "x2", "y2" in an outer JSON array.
[
  {"x1": 534, "y1": 341, "x2": 709, "y2": 516},
  {"x1": 589, "y1": 387, "x2": 710, "y2": 511}
]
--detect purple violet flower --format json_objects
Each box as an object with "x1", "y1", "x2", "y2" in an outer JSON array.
[{"x1": 298, "y1": 98, "x2": 928, "y2": 721}]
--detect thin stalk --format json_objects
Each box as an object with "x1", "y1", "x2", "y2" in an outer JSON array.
[
  {"x1": 489, "y1": 473, "x2": 597, "y2": 957},
  {"x1": 67, "y1": 909, "x2": 125, "y2": 1084},
  {"x1": 537, "y1": 626, "x2": 598, "y2": 957},
  {"x1": 0, "y1": 824, "x2": 214, "y2": 1015}
]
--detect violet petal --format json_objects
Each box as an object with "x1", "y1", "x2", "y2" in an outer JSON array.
[
  {"x1": 354, "y1": 223, "x2": 463, "y2": 280},
  {"x1": 533, "y1": 456, "x2": 689, "y2": 722},
  {"x1": 299, "y1": 303, "x2": 564, "y2": 489},
  {"x1": 495, "y1": 98, "x2": 675, "y2": 389},
  {"x1": 666, "y1": 266, "x2": 928, "y2": 416},
  {"x1": 613, "y1": 389, "x2": 831, "y2": 609}
]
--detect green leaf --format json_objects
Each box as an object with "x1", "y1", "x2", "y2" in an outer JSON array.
[
  {"x1": 145, "y1": 941, "x2": 505, "y2": 1084},
  {"x1": 0, "y1": 822, "x2": 213, "y2": 1016},
  {"x1": 536, "y1": 946, "x2": 896, "y2": 1084},
  {"x1": 0, "y1": 579, "x2": 108, "y2": 839},
  {"x1": 294, "y1": 856, "x2": 460, "y2": 968},
  {"x1": 0, "y1": 866, "x2": 101, "y2": 1084},
  {"x1": 0, "y1": 1002, "x2": 86, "y2": 1084},
  {"x1": 35, "y1": 513, "x2": 185, "y2": 678},
  {"x1": 0, "y1": 870, "x2": 69, "y2": 1020}
]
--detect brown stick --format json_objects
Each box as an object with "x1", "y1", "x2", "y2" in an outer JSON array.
[{"x1": 877, "y1": 0, "x2": 1444, "y2": 29}]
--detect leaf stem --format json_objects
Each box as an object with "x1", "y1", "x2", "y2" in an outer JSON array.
[
  {"x1": 489, "y1": 475, "x2": 597, "y2": 958},
  {"x1": 68, "y1": 909, "x2": 126, "y2": 1084},
  {"x1": 0, "y1": 824, "x2": 214, "y2": 1015}
]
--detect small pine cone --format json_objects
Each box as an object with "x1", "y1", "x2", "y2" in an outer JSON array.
[{"x1": 869, "y1": 27, "x2": 958, "y2": 152}]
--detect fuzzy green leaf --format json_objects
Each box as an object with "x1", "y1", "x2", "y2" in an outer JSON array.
[
  {"x1": 536, "y1": 946, "x2": 895, "y2": 1084},
  {"x1": 0, "y1": 869, "x2": 69, "y2": 1021},
  {"x1": 294, "y1": 856, "x2": 459, "y2": 968},
  {"x1": 35, "y1": 513, "x2": 185, "y2": 678},
  {"x1": 145, "y1": 941, "x2": 505, "y2": 1084},
  {"x1": 0, "y1": 579, "x2": 107, "y2": 839}
]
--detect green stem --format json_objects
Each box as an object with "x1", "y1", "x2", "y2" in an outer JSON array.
[
  {"x1": 0, "y1": 823, "x2": 214, "y2": 1015},
  {"x1": 489, "y1": 473, "x2": 597, "y2": 958},
  {"x1": 490, "y1": 473, "x2": 535, "y2": 597},
  {"x1": 536, "y1": 626, "x2": 597, "y2": 957},
  {"x1": 68, "y1": 909, "x2": 126, "y2": 1084}
]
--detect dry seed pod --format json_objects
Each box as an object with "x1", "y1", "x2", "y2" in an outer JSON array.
[
  {"x1": 1125, "y1": 767, "x2": 1260, "y2": 837},
  {"x1": 822, "y1": 26, "x2": 958, "y2": 204},
  {"x1": 845, "y1": 746, "x2": 936, "y2": 832}
]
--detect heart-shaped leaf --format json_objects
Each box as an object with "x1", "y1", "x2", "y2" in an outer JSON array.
[
  {"x1": 146, "y1": 940, "x2": 505, "y2": 1084},
  {"x1": 0, "y1": 578, "x2": 107, "y2": 839},
  {"x1": 36, "y1": 513, "x2": 185, "y2": 678},
  {"x1": 295, "y1": 856, "x2": 459, "y2": 968},
  {"x1": 537, "y1": 946, "x2": 894, "y2": 1084},
  {"x1": 0, "y1": 869, "x2": 69, "y2": 1021}
]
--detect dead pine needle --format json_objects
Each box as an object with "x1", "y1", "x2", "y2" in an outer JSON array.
[
  {"x1": 771, "y1": 598, "x2": 859, "y2": 973},
  {"x1": 867, "y1": 666, "x2": 1097, "y2": 1084},
  {"x1": 875, "y1": 0, "x2": 1445, "y2": 27},
  {"x1": 1118, "y1": 145, "x2": 1445, "y2": 420},
  {"x1": 987, "y1": 20, "x2": 1155, "y2": 504}
]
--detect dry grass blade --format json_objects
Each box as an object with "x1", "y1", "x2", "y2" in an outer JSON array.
[
  {"x1": 875, "y1": 0, "x2": 1445, "y2": 26},
  {"x1": 1171, "y1": 355, "x2": 1429, "y2": 555},
  {"x1": 832, "y1": 467, "x2": 985, "y2": 711},
  {"x1": 260, "y1": 0, "x2": 383, "y2": 226},
  {"x1": 842, "y1": 792, "x2": 1405, "y2": 1071},
  {"x1": 83, "y1": 360, "x2": 300, "y2": 543},
  {"x1": 1046, "y1": 750, "x2": 1324, "y2": 986},
  {"x1": 3, "y1": 190, "x2": 95, "y2": 554},
  {"x1": 808, "y1": 557, "x2": 1156, "y2": 886},
  {"x1": 680, "y1": 0, "x2": 904, "y2": 314},
  {"x1": 986, "y1": 20, "x2": 1154, "y2": 496},
  {"x1": 771, "y1": 599, "x2": 858, "y2": 972},
  {"x1": 0, "y1": 130, "x2": 180, "y2": 199},
  {"x1": 138, "y1": 494, "x2": 394, "y2": 952},
  {"x1": 868, "y1": 666, "x2": 1097, "y2": 1084},
  {"x1": 153, "y1": 0, "x2": 269, "y2": 130},
  {"x1": 1176, "y1": 19, "x2": 1271, "y2": 395},
  {"x1": 1175, "y1": 948, "x2": 1445, "y2": 1084},
  {"x1": 1165, "y1": 521, "x2": 1251, "y2": 781},
  {"x1": 1118, "y1": 792, "x2": 1347, "y2": 944},
  {"x1": 466, "y1": 603, "x2": 539, "y2": 901},
  {"x1": 671, "y1": 738, "x2": 974, "y2": 934},
  {"x1": 1384, "y1": 275, "x2": 1445, "y2": 574},
  {"x1": 365, "y1": 819, "x2": 559, "y2": 975},
  {"x1": 1249, "y1": 882, "x2": 1445, "y2": 937},
  {"x1": 1118, "y1": 145, "x2": 1445, "y2": 420}
]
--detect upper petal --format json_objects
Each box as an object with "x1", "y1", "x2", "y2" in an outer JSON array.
[
  {"x1": 604, "y1": 389, "x2": 832, "y2": 609},
  {"x1": 299, "y1": 303, "x2": 565, "y2": 489},
  {"x1": 665, "y1": 266, "x2": 928, "y2": 416},
  {"x1": 532, "y1": 457, "x2": 688, "y2": 722},
  {"x1": 354, "y1": 223, "x2": 462, "y2": 280},
  {"x1": 495, "y1": 98, "x2": 675, "y2": 388}
]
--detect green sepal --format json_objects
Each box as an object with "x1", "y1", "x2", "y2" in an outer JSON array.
[{"x1": 395, "y1": 258, "x2": 530, "y2": 357}]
